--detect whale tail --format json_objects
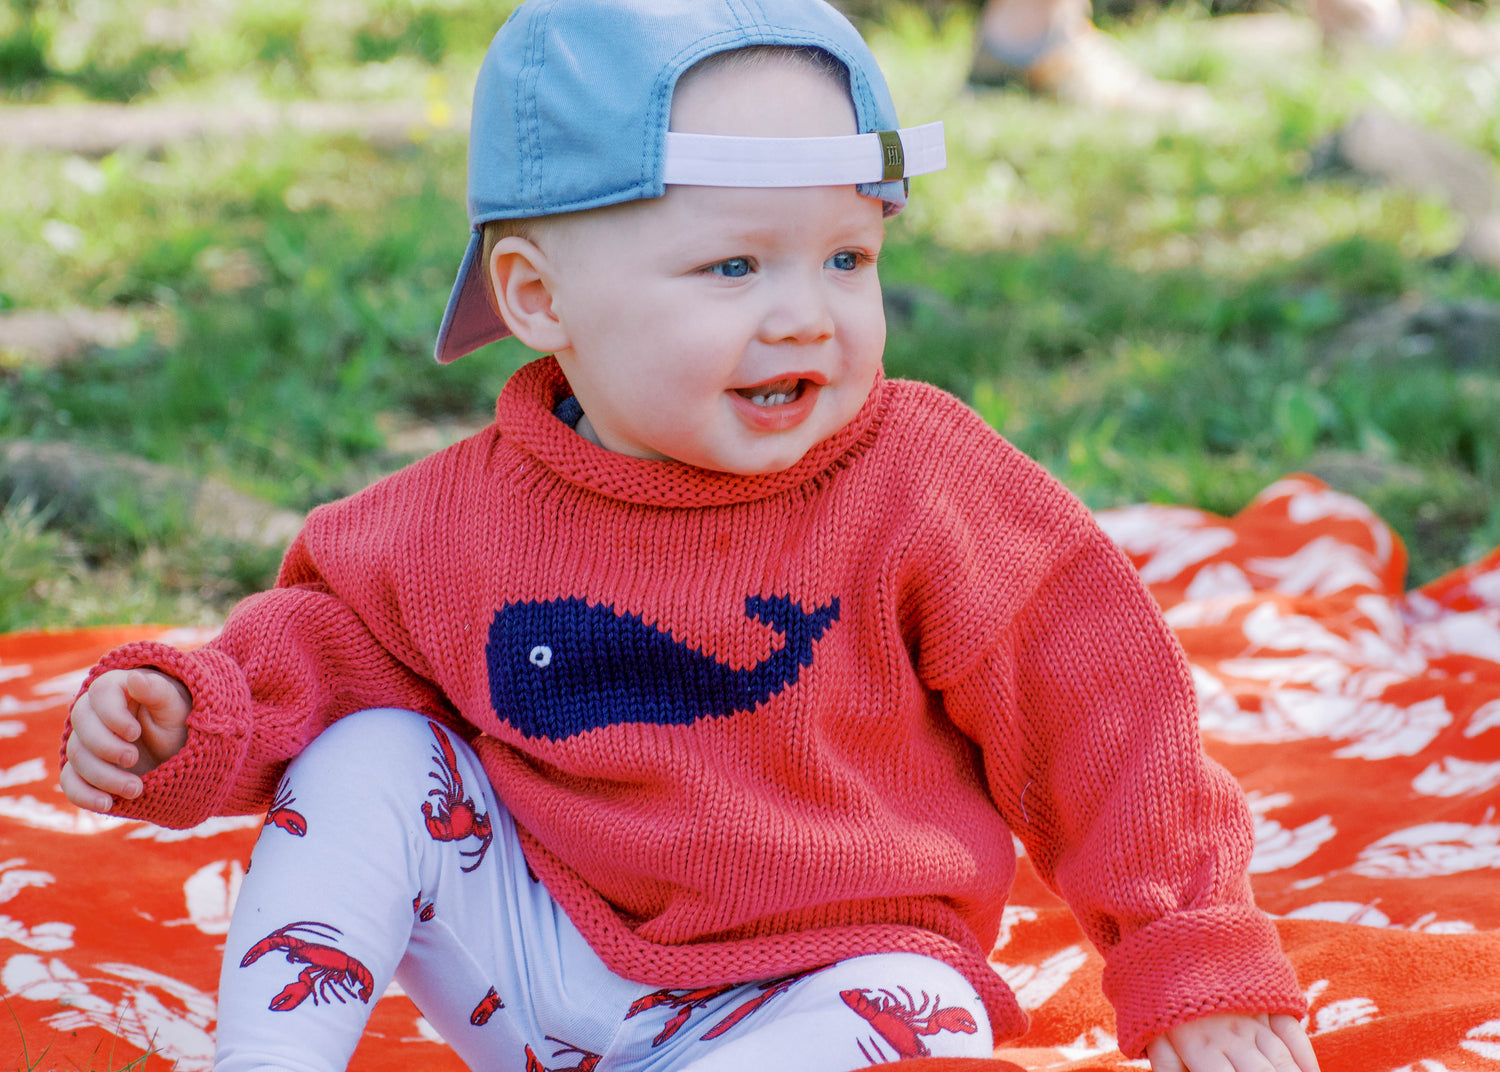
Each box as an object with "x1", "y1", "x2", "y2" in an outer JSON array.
[
  {"x1": 738, "y1": 595, "x2": 841, "y2": 710},
  {"x1": 745, "y1": 595, "x2": 840, "y2": 652}
]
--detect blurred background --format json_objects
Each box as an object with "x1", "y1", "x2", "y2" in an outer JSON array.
[{"x1": 1, "y1": 0, "x2": 1498, "y2": 631}]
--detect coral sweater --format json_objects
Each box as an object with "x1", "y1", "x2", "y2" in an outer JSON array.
[{"x1": 77, "y1": 357, "x2": 1304, "y2": 1056}]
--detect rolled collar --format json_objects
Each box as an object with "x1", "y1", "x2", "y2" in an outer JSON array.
[{"x1": 494, "y1": 356, "x2": 887, "y2": 507}]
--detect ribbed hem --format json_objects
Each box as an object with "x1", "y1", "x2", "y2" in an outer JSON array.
[
  {"x1": 1103, "y1": 905, "x2": 1307, "y2": 1057},
  {"x1": 517, "y1": 825, "x2": 1032, "y2": 1046},
  {"x1": 66, "y1": 641, "x2": 253, "y2": 829}
]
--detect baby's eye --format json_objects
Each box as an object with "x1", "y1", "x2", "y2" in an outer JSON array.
[
  {"x1": 826, "y1": 251, "x2": 865, "y2": 272},
  {"x1": 707, "y1": 257, "x2": 753, "y2": 278}
]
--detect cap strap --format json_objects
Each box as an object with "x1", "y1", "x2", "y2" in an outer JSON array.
[{"x1": 661, "y1": 121, "x2": 945, "y2": 188}]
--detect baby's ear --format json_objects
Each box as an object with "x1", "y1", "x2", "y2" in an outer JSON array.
[{"x1": 489, "y1": 237, "x2": 570, "y2": 354}]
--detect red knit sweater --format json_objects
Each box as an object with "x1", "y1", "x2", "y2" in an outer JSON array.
[{"x1": 76, "y1": 357, "x2": 1304, "y2": 1056}]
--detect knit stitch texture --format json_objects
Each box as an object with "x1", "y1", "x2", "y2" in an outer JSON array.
[{"x1": 71, "y1": 357, "x2": 1305, "y2": 1056}]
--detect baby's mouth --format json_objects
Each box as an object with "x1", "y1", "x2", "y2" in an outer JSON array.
[{"x1": 735, "y1": 378, "x2": 804, "y2": 408}]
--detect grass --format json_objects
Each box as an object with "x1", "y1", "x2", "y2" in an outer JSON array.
[
  {"x1": 2, "y1": 0, "x2": 1499, "y2": 628},
  {"x1": 6, "y1": 996, "x2": 162, "y2": 1071}
]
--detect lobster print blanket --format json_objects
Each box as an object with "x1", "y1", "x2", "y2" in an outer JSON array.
[{"x1": 2, "y1": 475, "x2": 1498, "y2": 1072}]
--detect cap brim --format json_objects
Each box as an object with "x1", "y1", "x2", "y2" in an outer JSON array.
[{"x1": 435, "y1": 230, "x2": 512, "y2": 364}]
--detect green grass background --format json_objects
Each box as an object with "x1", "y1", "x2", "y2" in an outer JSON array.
[{"x1": 2, "y1": 0, "x2": 1500, "y2": 633}]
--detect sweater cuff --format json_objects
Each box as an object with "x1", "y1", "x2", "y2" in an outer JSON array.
[
  {"x1": 1103, "y1": 905, "x2": 1307, "y2": 1058},
  {"x1": 64, "y1": 640, "x2": 253, "y2": 829}
]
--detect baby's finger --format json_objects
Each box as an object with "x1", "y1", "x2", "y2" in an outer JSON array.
[
  {"x1": 124, "y1": 668, "x2": 191, "y2": 722},
  {"x1": 67, "y1": 699, "x2": 141, "y2": 770},
  {"x1": 1252, "y1": 1017, "x2": 1313, "y2": 1072},
  {"x1": 1158, "y1": 1015, "x2": 1289, "y2": 1072},
  {"x1": 59, "y1": 761, "x2": 115, "y2": 812},
  {"x1": 76, "y1": 672, "x2": 144, "y2": 742},
  {"x1": 1268, "y1": 1015, "x2": 1321, "y2": 1072},
  {"x1": 61, "y1": 736, "x2": 142, "y2": 802},
  {"x1": 58, "y1": 757, "x2": 136, "y2": 812},
  {"x1": 1145, "y1": 1035, "x2": 1187, "y2": 1072}
]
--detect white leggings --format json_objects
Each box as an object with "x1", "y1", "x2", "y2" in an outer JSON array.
[{"x1": 216, "y1": 708, "x2": 993, "y2": 1071}]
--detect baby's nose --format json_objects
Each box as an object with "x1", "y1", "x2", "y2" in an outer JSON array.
[{"x1": 759, "y1": 273, "x2": 835, "y2": 344}]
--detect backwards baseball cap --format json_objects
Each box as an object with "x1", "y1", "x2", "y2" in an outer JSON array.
[{"x1": 434, "y1": 0, "x2": 946, "y2": 364}]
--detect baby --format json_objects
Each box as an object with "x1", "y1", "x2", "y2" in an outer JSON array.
[{"x1": 61, "y1": 1, "x2": 1318, "y2": 1070}]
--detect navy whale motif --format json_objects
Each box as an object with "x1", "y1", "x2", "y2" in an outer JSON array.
[{"x1": 486, "y1": 595, "x2": 840, "y2": 741}]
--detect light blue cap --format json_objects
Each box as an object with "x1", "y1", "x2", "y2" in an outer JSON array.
[{"x1": 435, "y1": 0, "x2": 913, "y2": 363}]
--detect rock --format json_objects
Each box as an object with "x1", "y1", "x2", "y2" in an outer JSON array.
[
  {"x1": 0, "y1": 308, "x2": 140, "y2": 369},
  {"x1": 1312, "y1": 108, "x2": 1497, "y2": 216},
  {"x1": 1201, "y1": 12, "x2": 1322, "y2": 55},
  {"x1": 1328, "y1": 295, "x2": 1500, "y2": 371},
  {"x1": 1302, "y1": 449, "x2": 1431, "y2": 495},
  {"x1": 1309, "y1": 108, "x2": 1500, "y2": 268},
  {"x1": 0, "y1": 439, "x2": 303, "y2": 552},
  {"x1": 1457, "y1": 214, "x2": 1500, "y2": 267}
]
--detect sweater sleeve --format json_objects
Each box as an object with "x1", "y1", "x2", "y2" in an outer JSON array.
[
  {"x1": 941, "y1": 525, "x2": 1306, "y2": 1057},
  {"x1": 65, "y1": 480, "x2": 458, "y2": 830}
]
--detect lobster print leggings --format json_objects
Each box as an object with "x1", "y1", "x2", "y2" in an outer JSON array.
[{"x1": 216, "y1": 708, "x2": 993, "y2": 1072}]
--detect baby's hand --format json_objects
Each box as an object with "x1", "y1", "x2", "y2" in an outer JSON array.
[
  {"x1": 61, "y1": 668, "x2": 192, "y2": 813},
  {"x1": 1147, "y1": 1012, "x2": 1319, "y2": 1072}
]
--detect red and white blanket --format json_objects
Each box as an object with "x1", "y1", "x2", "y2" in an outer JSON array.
[{"x1": 3, "y1": 475, "x2": 1498, "y2": 1071}]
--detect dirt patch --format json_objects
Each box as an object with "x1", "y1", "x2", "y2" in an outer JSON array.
[
  {"x1": 0, "y1": 438, "x2": 303, "y2": 552},
  {"x1": 0, "y1": 99, "x2": 460, "y2": 156}
]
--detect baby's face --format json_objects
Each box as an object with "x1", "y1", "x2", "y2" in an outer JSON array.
[{"x1": 540, "y1": 55, "x2": 887, "y2": 475}]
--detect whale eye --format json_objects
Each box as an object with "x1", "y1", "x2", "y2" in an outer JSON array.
[{"x1": 528, "y1": 645, "x2": 553, "y2": 669}]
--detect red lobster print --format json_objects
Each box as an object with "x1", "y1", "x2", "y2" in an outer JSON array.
[
  {"x1": 470, "y1": 985, "x2": 504, "y2": 1025},
  {"x1": 841, "y1": 987, "x2": 977, "y2": 1061},
  {"x1": 422, "y1": 720, "x2": 493, "y2": 872},
  {"x1": 699, "y1": 970, "x2": 819, "y2": 1040},
  {"x1": 626, "y1": 983, "x2": 737, "y2": 1046},
  {"x1": 524, "y1": 1037, "x2": 602, "y2": 1072},
  {"x1": 264, "y1": 779, "x2": 306, "y2": 837},
  {"x1": 412, "y1": 894, "x2": 435, "y2": 922},
  {"x1": 626, "y1": 969, "x2": 818, "y2": 1046},
  {"x1": 240, "y1": 921, "x2": 374, "y2": 1011}
]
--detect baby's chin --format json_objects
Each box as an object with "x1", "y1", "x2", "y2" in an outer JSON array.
[
  {"x1": 699, "y1": 441, "x2": 822, "y2": 476},
  {"x1": 714, "y1": 457, "x2": 804, "y2": 476}
]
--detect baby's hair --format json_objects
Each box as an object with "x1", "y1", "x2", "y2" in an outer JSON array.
[
  {"x1": 480, "y1": 216, "x2": 540, "y2": 317},
  {"x1": 479, "y1": 44, "x2": 850, "y2": 314},
  {"x1": 677, "y1": 43, "x2": 848, "y2": 90}
]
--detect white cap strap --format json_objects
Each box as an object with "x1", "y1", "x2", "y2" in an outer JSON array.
[{"x1": 661, "y1": 121, "x2": 945, "y2": 188}]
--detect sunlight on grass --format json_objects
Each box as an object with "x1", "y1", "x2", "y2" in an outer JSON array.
[
  {"x1": 870, "y1": 2, "x2": 1493, "y2": 273},
  {"x1": 2, "y1": 0, "x2": 1499, "y2": 623}
]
